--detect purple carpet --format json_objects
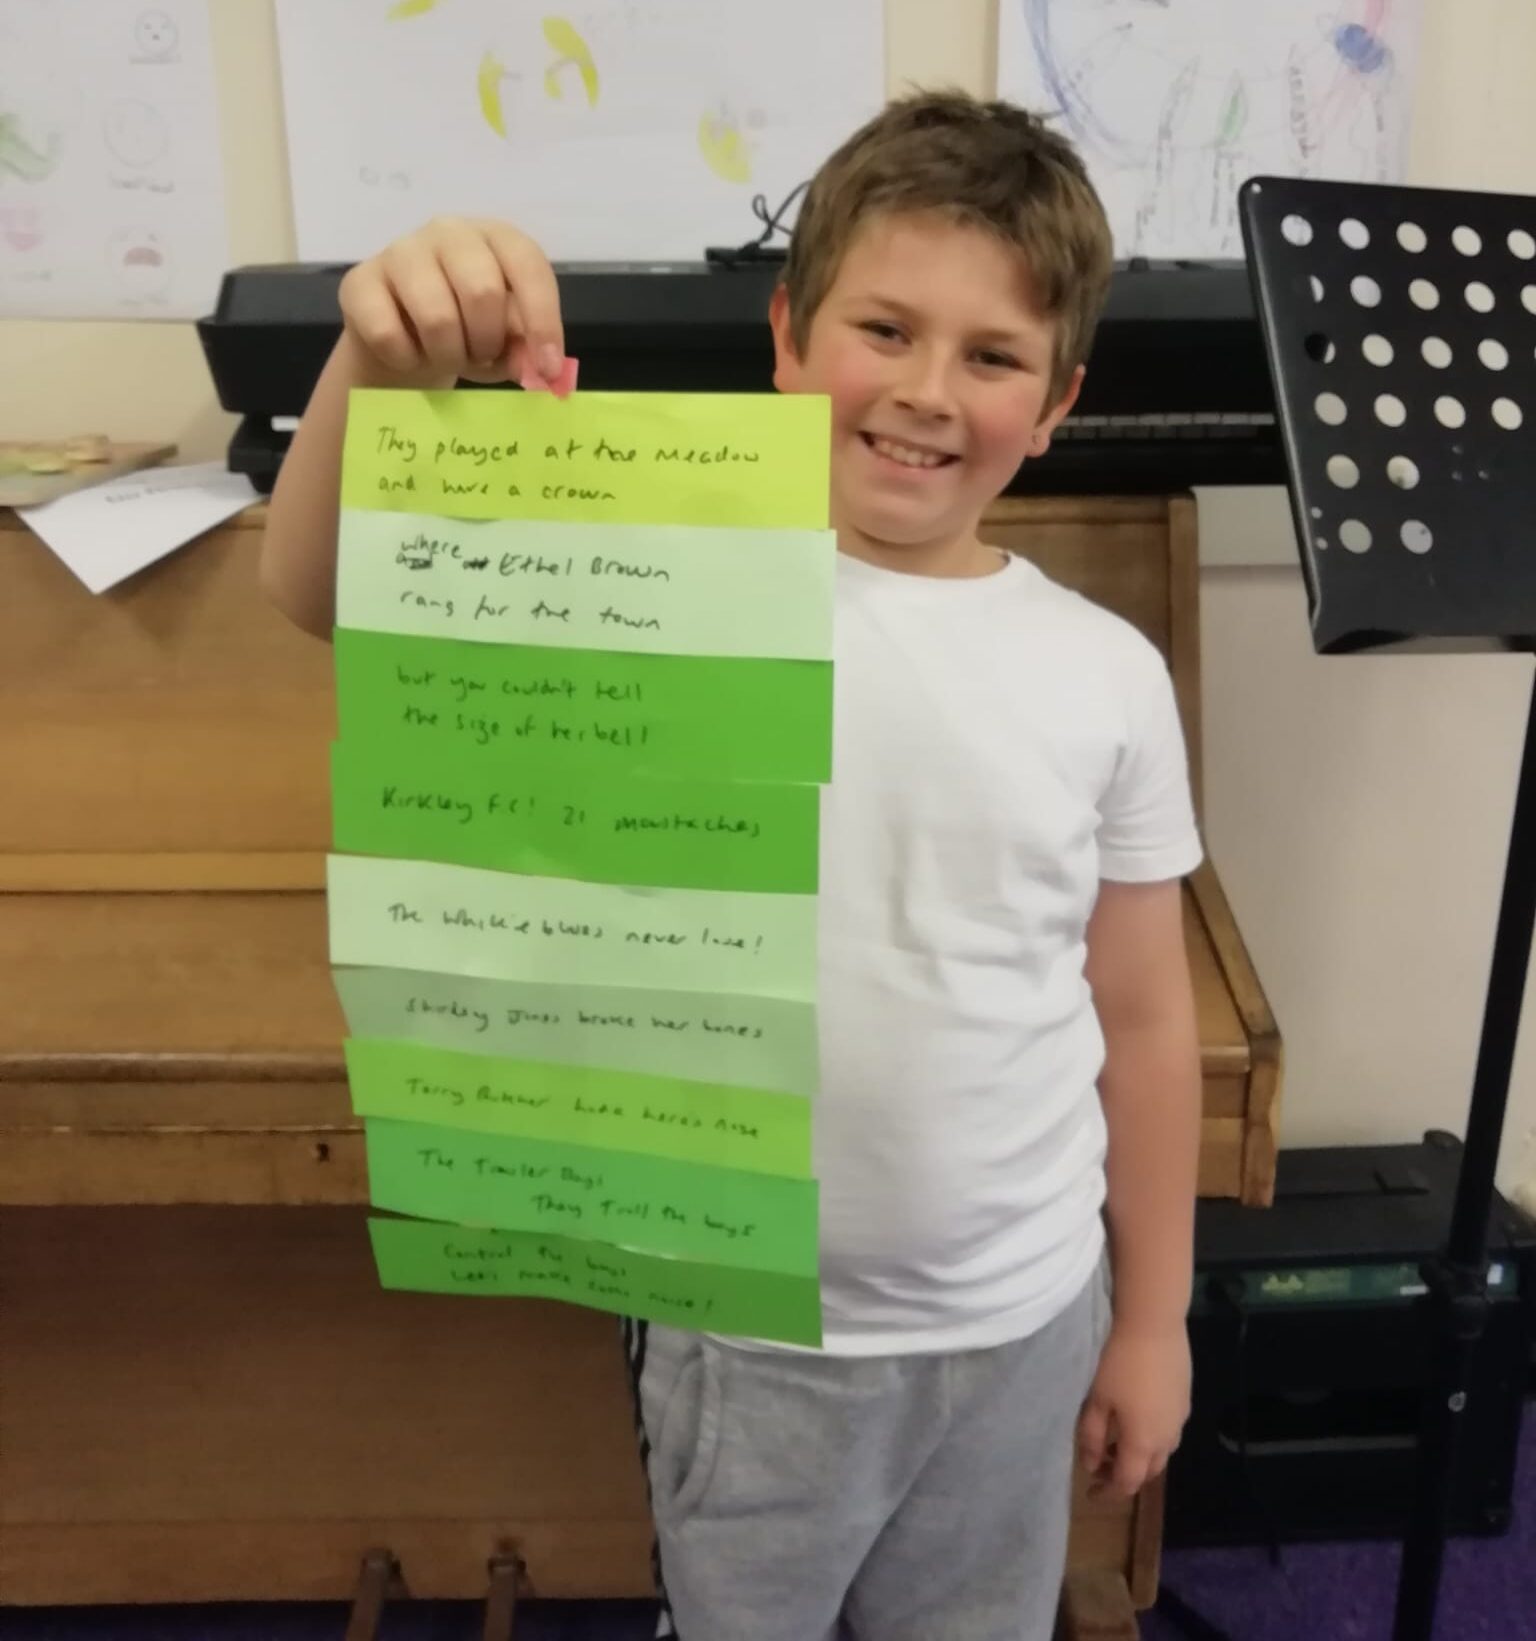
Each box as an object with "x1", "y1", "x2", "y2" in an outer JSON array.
[
  {"x1": 1143, "y1": 1401, "x2": 1535, "y2": 1641},
  {"x1": 0, "y1": 1408, "x2": 1528, "y2": 1641}
]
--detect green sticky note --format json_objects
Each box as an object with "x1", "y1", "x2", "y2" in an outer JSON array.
[
  {"x1": 328, "y1": 854, "x2": 817, "y2": 999},
  {"x1": 337, "y1": 514, "x2": 835, "y2": 660},
  {"x1": 346, "y1": 1037, "x2": 812, "y2": 1177},
  {"x1": 334, "y1": 628, "x2": 832, "y2": 784},
  {"x1": 365, "y1": 1118, "x2": 819, "y2": 1276},
  {"x1": 341, "y1": 389, "x2": 831, "y2": 528},
  {"x1": 331, "y1": 740, "x2": 820, "y2": 894},
  {"x1": 331, "y1": 969, "x2": 820, "y2": 1096},
  {"x1": 369, "y1": 1217, "x2": 823, "y2": 1346}
]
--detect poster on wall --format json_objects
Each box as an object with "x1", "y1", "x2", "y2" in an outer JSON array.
[
  {"x1": 0, "y1": 0, "x2": 230, "y2": 319},
  {"x1": 997, "y1": 0, "x2": 1425, "y2": 260},
  {"x1": 273, "y1": 0, "x2": 884, "y2": 263}
]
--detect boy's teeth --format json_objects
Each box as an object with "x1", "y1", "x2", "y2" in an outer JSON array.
[{"x1": 871, "y1": 435, "x2": 950, "y2": 469}]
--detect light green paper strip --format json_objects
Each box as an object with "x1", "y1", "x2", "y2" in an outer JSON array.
[
  {"x1": 331, "y1": 740, "x2": 820, "y2": 893},
  {"x1": 369, "y1": 1218, "x2": 823, "y2": 1346},
  {"x1": 328, "y1": 854, "x2": 817, "y2": 999},
  {"x1": 365, "y1": 1118, "x2": 819, "y2": 1276},
  {"x1": 334, "y1": 628, "x2": 833, "y2": 784},
  {"x1": 337, "y1": 514, "x2": 835, "y2": 660},
  {"x1": 331, "y1": 969, "x2": 820, "y2": 1096},
  {"x1": 345, "y1": 1037, "x2": 811, "y2": 1176},
  {"x1": 342, "y1": 389, "x2": 830, "y2": 528}
]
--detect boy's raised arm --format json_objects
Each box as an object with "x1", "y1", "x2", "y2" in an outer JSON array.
[{"x1": 258, "y1": 217, "x2": 567, "y2": 639}]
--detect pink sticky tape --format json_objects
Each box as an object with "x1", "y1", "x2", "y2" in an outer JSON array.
[{"x1": 520, "y1": 355, "x2": 580, "y2": 398}]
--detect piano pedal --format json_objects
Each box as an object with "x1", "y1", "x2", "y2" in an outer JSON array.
[
  {"x1": 481, "y1": 1547, "x2": 529, "y2": 1641},
  {"x1": 343, "y1": 1547, "x2": 406, "y2": 1641},
  {"x1": 339, "y1": 1545, "x2": 527, "y2": 1638}
]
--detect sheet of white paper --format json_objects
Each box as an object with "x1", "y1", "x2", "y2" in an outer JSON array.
[
  {"x1": 16, "y1": 462, "x2": 255, "y2": 593},
  {"x1": 273, "y1": 0, "x2": 883, "y2": 262},
  {"x1": 0, "y1": 0, "x2": 230, "y2": 319},
  {"x1": 997, "y1": 0, "x2": 1425, "y2": 260}
]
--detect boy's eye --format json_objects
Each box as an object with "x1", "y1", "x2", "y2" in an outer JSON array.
[
  {"x1": 974, "y1": 349, "x2": 1021, "y2": 370},
  {"x1": 859, "y1": 320, "x2": 905, "y2": 341}
]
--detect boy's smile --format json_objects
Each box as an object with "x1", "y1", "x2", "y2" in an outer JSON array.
[{"x1": 770, "y1": 212, "x2": 1082, "y2": 578}]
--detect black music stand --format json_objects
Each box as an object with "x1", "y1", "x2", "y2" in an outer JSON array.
[{"x1": 1237, "y1": 176, "x2": 1536, "y2": 1641}]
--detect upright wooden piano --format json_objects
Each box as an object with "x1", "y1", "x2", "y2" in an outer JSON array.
[{"x1": 0, "y1": 493, "x2": 1280, "y2": 1637}]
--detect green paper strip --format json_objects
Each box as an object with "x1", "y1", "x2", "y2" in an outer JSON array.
[
  {"x1": 342, "y1": 389, "x2": 831, "y2": 528},
  {"x1": 331, "y1": 969, "x2": 820, "y2": 1096},
  {"x1": 331, "y1": 859, "x2": 820, "y2": 997},
  {"x1": 337, "y1": 514, "x2": 835, "y2": 660},
  {"x1": 331, "y1": 740, "x2": 820, "y2": 893},
  {"x1": 369, "y1": 1218, "x2": 823, "y2": 1346},
  {"x1": 334, "y1": 628, "x2": 832, "y2": 784},
  {"x1": 346, "y1": 1037, "x2": 811, "y2": 1176},
  {"x1": 328, "y1": 854, "x2": 817, "y2": 998},
  {"x1": 365, "y1": 1118, "x2": 819, "y2": 1275}
]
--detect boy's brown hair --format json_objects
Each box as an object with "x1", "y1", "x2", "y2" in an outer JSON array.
[{"x1": 781, "y1": 89, "x2": 1114, "y2": 404}]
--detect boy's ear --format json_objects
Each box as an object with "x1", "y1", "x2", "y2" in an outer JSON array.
[
  {"x1": 1026, "y1": 364, "x2": 1086, "y2": 458},
  {"x1": 768, "y1": 285, "x2": 802, "y2": 393}
]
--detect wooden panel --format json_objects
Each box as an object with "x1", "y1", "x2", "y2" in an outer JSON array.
[
  {"x1": 0, "y1": 1205, "x2": 655, "y2": 1604},
  {"x1": 1187, "y1": 861, "x2": 1285, "y2": 1208},
  {"x1": 1058, "y1": 1570, "x2": 1139, "y2": 1641},
  {"x1": 3, "y1": 495, "x2": 1206, "y2": 882},
  {"x1": 0, "y1": 891, "x2": 343, "y2": 1072},
  {"x1": 1, "y1": 887, "x2": 1246, "y2": 1075},
  {"x1": 0, "y1": 1522, "x2": 645, "y2": 1606},
  {"x1": 0, "y1": 509, "x2": 333, "y2": 863}
]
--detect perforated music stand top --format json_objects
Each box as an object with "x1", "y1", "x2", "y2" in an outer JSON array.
[{"x1": 1240, "y1": 176, "x2": 1536, "y2": 654}]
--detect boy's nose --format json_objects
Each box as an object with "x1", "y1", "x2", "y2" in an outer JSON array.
[{"x1": 893, "y1": 352, "x2": 957, "y2": 419}]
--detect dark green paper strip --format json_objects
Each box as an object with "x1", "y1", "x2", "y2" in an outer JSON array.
[
  {"x1": 334, "y1": 628, "x2": 833, "y2": 784},
  {"x1": 331, "y1": 739, "x2": 819, "y2": 893},
  {"x1": 365, "y1": 1117, "x2": 819, "y2": 1276},
  {"x1": 369, "y1": 1216, "x2": 823, "y2": 1345}
]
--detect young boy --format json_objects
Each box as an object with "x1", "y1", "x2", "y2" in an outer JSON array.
[{"x1": 262, "y1": 90, "x2": 1204, "y2": 1641}]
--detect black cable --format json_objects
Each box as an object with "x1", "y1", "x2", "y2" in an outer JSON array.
[{"x1": 704, "y1": 179, "x2": 810, "y2": 267}]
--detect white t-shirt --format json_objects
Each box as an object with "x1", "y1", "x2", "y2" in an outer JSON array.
[{"x1": 721, "y1": 548, "x2": 1203, "y2": 1357}]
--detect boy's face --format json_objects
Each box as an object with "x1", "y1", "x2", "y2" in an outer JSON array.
[{"x1": 770, "y1": 212, "x2": 1082, "y2": 575}]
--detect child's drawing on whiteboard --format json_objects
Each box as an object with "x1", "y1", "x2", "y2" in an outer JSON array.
[
  {"x1": 997, "y1": 0, "x2": 1424, "y2": 259},
  {"x1": 276, "y1": 0, "x2": 884, "y2": 262}
]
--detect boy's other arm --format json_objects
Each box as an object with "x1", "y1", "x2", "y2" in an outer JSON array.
[
  {"x1": 259, "y1": 218, "x2": 566, "y2": 639},
  {"x1": 259, "y1": 332, "x2": 434, "y2": 638},
  {"x1": 1078, "y1": 876, "x2": 1202, "y2": 1495}
]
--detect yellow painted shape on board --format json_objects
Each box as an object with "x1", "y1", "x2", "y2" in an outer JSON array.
[
  {"x1": 543, "y1": 17, "x2": 599, "y2": 106},
  {"x1": 699, "y1": 112, "x2": 751, "y2": 183}
]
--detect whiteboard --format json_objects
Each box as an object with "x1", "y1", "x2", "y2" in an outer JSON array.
[
  {"x1": 0, "y1": 0, "x2": 229, "y2": 319},
  {"x1": 997, "y1": 0, "x2": 1425, "y2": 260},
  {"x1": 275, "y1": 0, "x2": 885, "y2": 264}
]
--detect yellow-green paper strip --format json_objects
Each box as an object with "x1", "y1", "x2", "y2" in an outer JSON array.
[
  {"x1": 337, "y1": 514, "x2": 835, "y2": 660},
  {"x1": 369, "y1": 1218, "x2": 823, "y2": 1346},
  {"x1": 342, "y1": 389, "x2": 831, "y2": 528},
  {"x1": 365, "y1": 1118, "x2": 818, "y2": 1276},
  {"x1": 328, "y1": 854, "x2": 817, "y2": 999},
  {"x1": 346, "y1": 1037, "x2": 811, "y2": 1176},
  {"x1": 334, "y1": 627, "x2": 833, "y2": 784},
  {"x1": 330, "y1": 739, "x2": 820, "y2": 893},
  {"x1": 330, "y1": 968, "x2": 820, "y2": 1096}
]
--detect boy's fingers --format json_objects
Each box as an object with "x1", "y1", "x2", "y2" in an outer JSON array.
[
  {"x1": 1113, "y1": 1441, "x2": 1153, "y2": 1498},
  {"x1": 483, "y1": 220, "x2": 565, "y2": 379},
  {"x1": 340, "y1": 272, "x2": 422, "y2": 375},
  {"x1": 435, "y1": 227, "x2": 515, "y2": 369},
  {"x1": 384, "y1": 251, "x2": 469, "y2": 376},
  {"x1": 1076, "y1": 1400, "x2": 1109, "y2": 1473}
]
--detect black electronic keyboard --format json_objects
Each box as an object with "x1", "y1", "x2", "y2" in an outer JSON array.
[{"x1": 197, "y1": 259, "x2": 1280, "y2": 495}]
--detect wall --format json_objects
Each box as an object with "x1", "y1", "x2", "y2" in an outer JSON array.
[{"x1": 4, "y1": 0, "x2": 1535, "y2": 1200}]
